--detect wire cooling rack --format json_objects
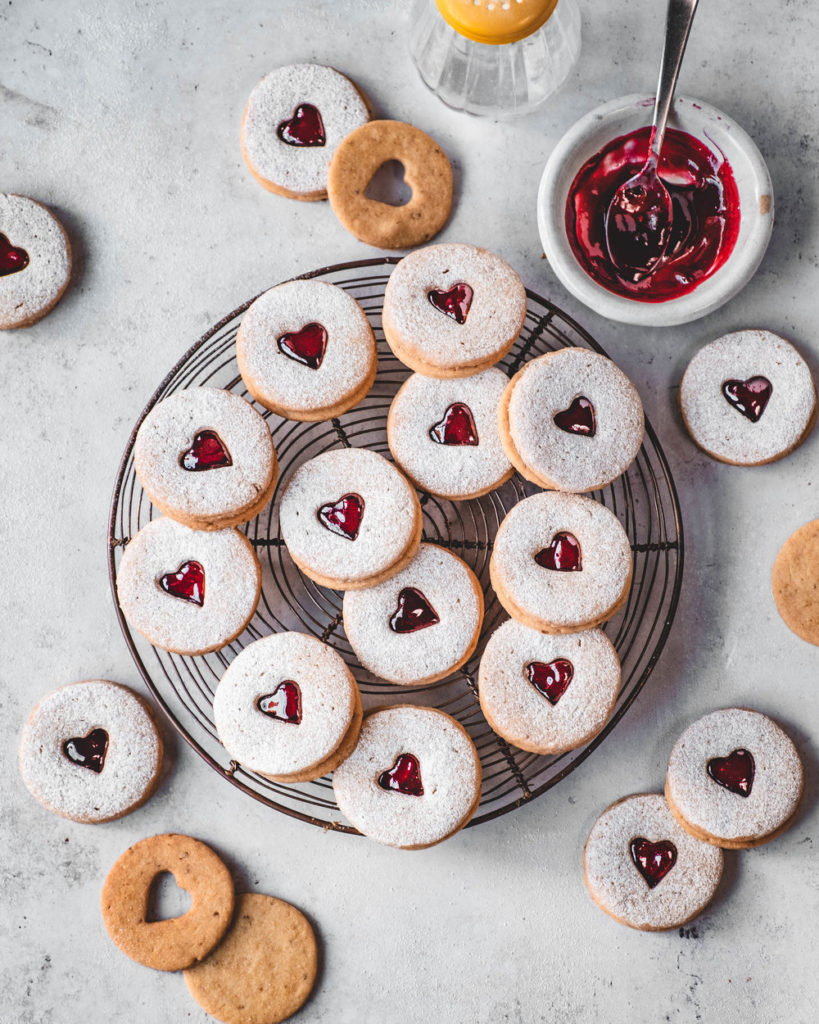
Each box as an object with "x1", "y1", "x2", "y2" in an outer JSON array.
[{"x1": 108, "y1": 257, "x2": 684, "y2": 833}]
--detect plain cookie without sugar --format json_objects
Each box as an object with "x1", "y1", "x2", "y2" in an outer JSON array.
[{"x1": 772, "y1": 518, "x2": 819, "y2": 645}]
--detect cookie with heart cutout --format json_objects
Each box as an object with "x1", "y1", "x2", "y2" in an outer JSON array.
[
  {"x1": 679, "y1": 330, "x2": 817, "y2": 465},
  {"x1": 477, "y1": 619, "x2": 620, "y2": 755},
  {"x1": 279, "y1": 447, "x2": 422, "y2": 592},
  {"x1": 382, "y1": 243, "x2": 527, "y2": 377},
  {"x1": 489, "y1": 490, "x2": 632, "y2": 634},
  {"x1": 133, "y1": 387, "x2": 278, "y2": 530},
  {"x1": 498, "y1": 347, "x2": 645, "y2": 492},
  {"x1": 332, "y1": 705, "x2": 482, "y2": 849},
  {"x1": 116, "y1": 516, "x2": 261, "y2": 655},
  {"x1": 18, "y1": 680, "x2": 163, "y2": 824},
  {"x1": 236, "y1": 279, "x2": 377, "y2": 422},
  {"x1": 342, "y1": 542, "x2": 484, "y2": 685},
  {"x1": 387, "y1": 367, "x2": 514, "y2": 500},
  {"x1": 241, "y1": 63, "x2": 371, "y2": 201},
  {"x1": 0, "y1": 193, "x2": 71, "y2": 329},
  {"x1": 772, "y1": 518, "x2": 819, "y2": 645},
  {"x1": 665, "y1": 708, "x2": 804, "y2": 849},
  {"x1": 213, "y1": 632, "x2": 362, "y2": 783}
]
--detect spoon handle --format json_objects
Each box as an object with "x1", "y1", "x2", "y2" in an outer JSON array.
[{"x1": 650, "y1": 0, "x2": 700, "y2": 164}]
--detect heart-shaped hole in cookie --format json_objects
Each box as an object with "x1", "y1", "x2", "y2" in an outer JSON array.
[
  {"x1": 364, "y1": 160, "x2": 412, "y2": 207},
  {"x1": 145, "y1": 871, "x2": 193, "y2": 922}
]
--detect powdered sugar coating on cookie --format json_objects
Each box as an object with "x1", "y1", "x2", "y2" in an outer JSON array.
[
  {"x1": 18, "y1": 680, "x2": 162, "y2": 823},
  {"x1": 680, "y1": 330, "x2": 816, "y2": 465},
  {"x1": 0, "y1": 193, "x2": 71, "y2": 329},
  {"x1": 478, "y1": 619, "x2": 620, "y2": 755},
  {"x1": 503, "y1": 348, "x2": 644, "y2": 492},
  {"x1": 237, "y1": 279, "x2": 376, "y2": 419},
  {"x1": 666, "y1": 708, "x2": 803, "y2": 845},
  {"x1": 583, "y1": 793, "x2": 723, "y2": 931},
  {"x1": 490, "y1": 491, "x2": 632, "y2": 632},
  {"x1": 388, "y1": 368, "x2": 513, "y2": 498},
  {"x1": 116, "y1": 517, "x2": 260, "y2": 655},
  {"x1": 213, "y1": 632, "x2": 357, "y2": 778},
  {"x1": 241, "y1": 64, "x2": 370, "y2": 196},
  {"x1": 332, "y1": 706, "x2": 481, "y2": 848},
  {"x1": 343, "y1": 543, "x2": 483, "y2": 685},
  {"x1": 382, "y1": 244, "x2": 526, "y2": 375}
]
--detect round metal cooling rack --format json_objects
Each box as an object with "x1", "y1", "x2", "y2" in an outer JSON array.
[{"x1": 108, "y1": 257, "x2": 684, "y2": 833}]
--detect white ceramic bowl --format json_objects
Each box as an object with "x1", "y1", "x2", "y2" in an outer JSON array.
[{"x1": 537, "y1": 94, "x2": 774, "y2": 327}]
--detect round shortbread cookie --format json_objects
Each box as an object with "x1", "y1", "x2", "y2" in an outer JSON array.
[
  {"x1": 236, "y1": 279, "x2": 377, "y2": 421},
  {"x1": 679, "y1": 329, "x2": 816, "y2": 465},
  {"x1": 583, "y1": 793, "x2": 724, "y2": 932},
  {"x1": 665, "y1": 708, "x2": 804, "y2": 849},
  {"x1": 499, "y1": 348, "x2": 645, "y2": 492},
  {"x1": 279, "y1": 447, "x2": 422, "y2": 591},
  {"x1": 478, "y1": 620, "x2": 620, "y2": 755},
  {"x1": 18, "y1": 680, "x2": 163, "y2": 824},
  {"x1": 213, "y1": 632, "x2": 361, "y2": 783},
  {"x1": 387, "y1": 367, "x2": 514, "y2": 499},
  {"x1": 0, "y1": 193, "x2": 71, "y2": 329},
  {"x1": 240, "y1": 63, "x2": 370, "y2": 200},
  {"x1": 134, "y1": 387, "x2": 278, "y2": 530},
  {"x1": 184, "y1": 893, "x2": 318, "y2": 1024},
  {"x1": 332, "y1": 705, "x2": 482, "y2": 849},
  {"x1": 489, "y1": 491, "x2": 633, "y2": 633},
  {"x1": 116, "y1": 517, "x2": 261, "y2": 655},
  {"x1": 101, "y1": 833, "x2": 235, "y2": 972},
  {"x1": 772, "y1": 519, "x2": 819, "y2": 645},
  {"x1": 382, "y1": 243, "x2": 527, "y2": 377},
  {"x1": 342, "y1": 543, "x2": 484, "y2": 685}
]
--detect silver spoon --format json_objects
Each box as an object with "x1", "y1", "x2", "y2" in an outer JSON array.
[{"x1": 605, "y1": 0, "x2": 700, "y2": 280}]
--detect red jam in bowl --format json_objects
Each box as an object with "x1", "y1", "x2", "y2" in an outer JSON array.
[{"x1": 565, "y1": 127, "x2": 740, "y2": 302}]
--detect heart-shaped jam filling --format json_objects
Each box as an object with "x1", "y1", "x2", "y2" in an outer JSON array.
[
  {"x1": 429, "y1": 402, "x2": 479, "y2": 446},
  {"x1": 377, "y1": 753, "x2": 424, "y2": 796},
  {"x1": 526, "y1": 658, "x2": 574, "y2": 705},
  {"x1": 722, "y1": 376, "x2": 772, "y2": 422},
  {"x1": 62, "y1": 728, "x2": 109, "y2": 773},
  {"x1": 427, "y1": 283, "x2": 473, "y2": 324},
  {"x1": 179, "y1": 430, "x2": 233, "y2": 472},
  {"x1": 553, "y1": 396, "x2": 596, "y2": 437},
  {"x1": 707, "y1": 748, "x2": 755, "y2": 797},
  {"x1": 256, "y1": 681, "x2": 303, "y2": 724},
  {"x1": 389, "y1": 587, "x2": 439, "y2": 634},
  {"x1": 629, "y1": 837, "x2": 677, "y2": 889},
  {"x1": 0, "y1": 232, "x2": 30, "y2": 277},
  {"x1": 276, "y1": 103, "x2": 326, "y2": 147},
  {"x1": 317, "y1": 493, "x2": 364, "y2": 540},
  {"x1": 534, "y1": 532, "x2": 582, "y2": 572},
  {"x1": 277, "y1": 322, "x2": 328, "y2": 370},
  {"x1": 159, "y1": 560, "x2": 205, "y2": 606}
]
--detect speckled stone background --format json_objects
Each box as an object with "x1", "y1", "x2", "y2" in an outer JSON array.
[{"x1": 2, "y1": 1, "x2": 817, "y2": 1021}]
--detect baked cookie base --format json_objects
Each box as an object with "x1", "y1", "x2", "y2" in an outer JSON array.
[{"x1": 664, "y1": 780, "x2": 802, "y2": 850}]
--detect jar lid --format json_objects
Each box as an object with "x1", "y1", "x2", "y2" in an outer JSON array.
[{"x1": 435, "y1": 0, "x2": 559, "y2": 45}]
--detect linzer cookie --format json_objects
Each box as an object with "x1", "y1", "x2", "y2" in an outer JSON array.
[
  {"x1": 342, "y1": 543, "x2": 483, "y2": 685},
  {"x1": 478, "y1": 620, "x2": 620, "y2": 755},
  {"x1": 241, "y1": 63, "x2": 371, "y2": 200},
  {"x1": 382, "y1": 243, "x2": 526, "y2": 376},
  {"x1": 680, "y1": 330, "x2": 816, "y2": 465},
  {"x1": 387, "y1": 367, "x2": 514, "y2": 499},
  {"x1": 332, "y1": 705, "x2": 482, "y2": 849},
  {"x1": 583, "y1": 793, "x2": 723, "y2": 931},
  {"x1": 0, "y1": 193, "x2": 71, "y2": 329},
  {"x1": 772, "y1": 519, "x2": 819, "y2": 645},
  {"x1": 279, "y1": 447, "x2": 421, "y2": 591},
  {"x1": 213, "y1": 632, "x2": 361, "y2": 782},
  {"x1": 489, "y1": 491, "x2": 632, "y2": 633},
  {"x1": 236, "y1": 279, "x2": 377, "y2": 421},
  {"x1": 116, "y1": 517, "x2": 261, "y2": 655},
  {"x1": 18, "y1": 680, "x2": 163, "y2": 824},
  {"x1": 499, "y1": 348, "x2": 645, "y2": 492},
  {"x1": 665, "y1": 708, "x2": 804, "y2": 849},
  {"x1": 133, "y1": 387, "x2": 278, "y2": 530}
]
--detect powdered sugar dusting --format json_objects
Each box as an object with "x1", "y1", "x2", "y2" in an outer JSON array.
[{"x1": 0, "y1": 193, "x2": 70, "y2": 327}]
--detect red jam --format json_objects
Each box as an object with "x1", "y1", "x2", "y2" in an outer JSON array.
[
  {"x1": 0, "y1": 232, "x2": 29, "y2": 276},
  {"x1": 553, "y1": 397, "x2": 596, "y2": 437},
  {"x1": 722, "y1": 377, "x2": 772, "y2": 422},
  {"x1": 256, "y1": 681, "x2": 303, "y2": 724},
  {"x1": 277, "y1": 322, "x2": 328, "y2": 370},
  {"x1": 62, "y1": 728, "x2": 109, "y2": 773},
  {"x1": 535, "y1": 532, "x2": 582, "y2": 572},
  {"x1": 429, "y1": 403, "x2": 479, "y2": 446},
  {"x1": 526, "y1": 659, "x2": 574, "y2": 705},
  {"x1": 276, "y1": 103, "x2": 326, "y2": 147},
  {"x1": 159, "y1": 560, "x2": 205, "y2": 606},
  {"x1": 378, "y1": 753, "x2": 424, "y2": 796},
  {"x1": 180, "y1": 430, "x2": 233, "y2": 472},
  {"x1": 389, "y1": 587, "x2": 440, "y2": 633},
  {"x1": 428, "y1": 283, "x2": 473, "y2": 324},
  {"x1": 317, "y1": 493, "x2": 365, "y2": 541},
  {"x1": 630, "y1": 837, "x2": 677, "y2": 889},
  {"x1": 707, "y1": 748, "x2": 754, "y2": 797},
  {"x1": 566, "y1": 127, "x2": 740, "y2": 301}
]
